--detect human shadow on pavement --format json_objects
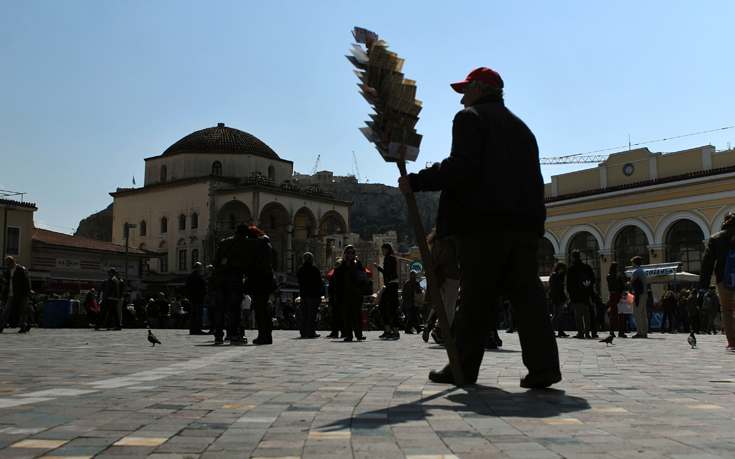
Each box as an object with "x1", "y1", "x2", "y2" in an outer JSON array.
[{"x1": 316, "y1": 385, "x2": 590, "y2": 432}]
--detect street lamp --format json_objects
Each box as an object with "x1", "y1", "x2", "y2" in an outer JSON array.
[{"x1": 123, "y1": 223, "x2": 137, "y2": 298}]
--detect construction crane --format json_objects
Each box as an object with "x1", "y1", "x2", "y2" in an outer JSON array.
[
  {"x1": 310, "y1": 155, "x2": 321, "y2": 175},
  {"x1": 352, "y1": 151, "x2": 368, "y2": 183},
  {"x1": 540, "y1": 154, "x2": 609, "y2": 165}
]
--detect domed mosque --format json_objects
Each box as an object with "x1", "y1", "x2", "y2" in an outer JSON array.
[{"x1": 111, "y1": 123, "x2": 351, "y2": 294}]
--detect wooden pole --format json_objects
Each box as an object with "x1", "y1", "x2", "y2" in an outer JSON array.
[{"x1": 397, "y1": 158, "x2": 465, "y2": 386}]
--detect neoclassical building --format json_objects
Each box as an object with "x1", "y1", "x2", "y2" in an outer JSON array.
[
  {"x1": 538, "y1": 145, "x2": 735, "y2": 297},
  {"x1": 110, "y1": 123, "x2": 352, "y2": 289}
]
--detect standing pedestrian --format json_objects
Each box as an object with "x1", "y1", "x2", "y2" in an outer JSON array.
[
  {"x1": 373, "y1": 243, "x2": 401, "y2": 340},
  {"x1": 185, "y1": 262, "x2": 206, "y2": 335},
  {"x1": 0, "y1": 256, "x2": 32, "y2": 333},
  {"x1": 332, "y1": 245, "x2": 367, "y2": 342},
  {"x1": 628, "y1": 256, "x2": 649, "y2": 338},
  {"x1": 213, "y1": 224, "x2": 251, "y2": 345},
  {"x1": 566, "y1": 250, "x2": 595, "y2": 339},
  {"x1": 402, "y1": 271, "x2": 424, "y2": 334},
  {"x1": 96, "y1": 268, "x2": 122, "y2": 331},
  {"x1": 244, "y1": 226, "x2": 276, "y2": 345},
  {"x1": 606, "y1": 262, "x2": 628, "y2": 338},
  {"x1": 548, "y1": 262, "x2": 569, "y2": 338},
  {"x1": 398, "y1": 66, "x2": 560, "y2": 388},
  {"x1": 700, "y1": 211, "x2": 735, "y2": 349},
  {"x1": 297, "y1": 252, "x2": 324, "y2": 339}
]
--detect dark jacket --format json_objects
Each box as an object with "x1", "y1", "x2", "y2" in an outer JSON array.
[
  {"x1": 408, "y1": 94, "x2": 545, "y2": 238},
  {"x1": 185, "y1": 269, "x2": 207, "y2": 303},
  {"x1": 401, "y1": 278, "x2": 423, "y2": 310},
  {"x1": 606, "y1": 273, "x2": 627, "y2": 295},
  {"x1": 2, "y1": 263, "x2": 31, "y2": 302},
  {"x1": 333, "y1": 258, "x2": 366, "y2": 302},
  {"x1": 213, "y1": 233, "x2": 255, "y2": 277},
  {"x1": 566, "y1": 259, "x2": 595, "y2": 303},
  {"x1": 377, "y1": 254, "x2": 398, "y2": 283},
  {"x1": 297, "y1": 260, "x2": 324, "y2": 299},
  {"x1": 548, "y1": 270, "x2": 566, "y2": 303},
  {"x1": 246, "y1": 236, "x2": 275, "y2": 295},
  {"x1": 700, "y1": 218, "x2": 735, "y2": 286}
]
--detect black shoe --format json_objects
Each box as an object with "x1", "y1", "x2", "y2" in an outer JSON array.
[
  {"x1": 379, "y1": 332, "x2": 391, "y2": 339},
  {"x1": 253, "y1": 337, "x2": 272, "y2": 345},
  {"x1": 573, "y1": 334, "x2": 585, "y2": 339},
  {"x1": 428, "y1": 364, "x2": 475, "y2": 386},
  {"x1": 520, "y1": 369, "x2": 562, "y2": 389},
  {"x1": 618, "y1": 332, "x2": 627, "y2": 338},
  {"x1": 214, "y1": 338, "x2": 224, "y2": 345},
  {"x1": 422, "y1": 326, "x2": 432, "y2": 342},
  {"x1": 389, "y1": 332, "x2": 400, "y2": 340},
  {"x1": 230, "y1": 337, "x2": 248, "y2": 345},
  {"x1": 356, "y1": 335, "x2": 366, "y2": 341},
  {"x1": 591, "y1": 333, "x2": 599, "y2": 338},
  {"x1": 326, "y1": 333, "x2": 338, "y2": 338},
  {"x1": 343, "y1": 337, "x2": 353, "y2": 342},
  {"x1": 308, "y1": 334, "x2": 321, "y2": 338},
  {"x1": 405, "y1": 329, "x2": 415, "y2": 334}
]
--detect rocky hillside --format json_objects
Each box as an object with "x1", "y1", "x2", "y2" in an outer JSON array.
[
  {"x1": 321, "y1": 181, "x2": 439, "y2": 243},
  {"x1": 74, "y1": 184, "x2": 439, "y2": 245},
  {"x1": 74, "y1": 203, "x2": 113, "y2": 241}
]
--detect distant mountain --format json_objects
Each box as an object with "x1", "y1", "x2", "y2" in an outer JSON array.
[
  {"x1": 321, "y1": 181, "x2": 439, "y2": 244},
  {"x1": 74, "y1": 203, "x2": 113, "y2": 242}
]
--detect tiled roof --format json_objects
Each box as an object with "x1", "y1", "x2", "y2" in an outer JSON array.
[
  {"x1": 0, "y1": 198, "x2": 37, "y2": 210},
  {"x1": 33, "y1": 228, "x2": 151, "y2": 255},
  {"x1": 162, "y1": 123, "x2": 280, "y2": 160},
  {"x1": 545, "y1": 164, "x2": 735, "y2": 203}
]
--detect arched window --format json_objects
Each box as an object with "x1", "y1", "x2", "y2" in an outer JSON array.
[
  {"x1": 666, "y1": 220, "x2": 704, "y2": 274},
  {"x1": 614, "y1": 226, "x2": 649, "y2": 267},
  {"x1": 268, "y1": 165, "x2": 275, "y2": 180},
  {"x1": 179, "y1": 214, "x2": 186, "y2": 231},
  {"x1": 160, "y1": 165, "x2": 167, "y2": 183},
  {"x1": 212, "y1": 161, "x2": 222, "y2": 176},
  {"x1": 537, "y1": 237, "x2": 556, "y2": 276},
  {"x1": 191, "y1": 212, "x2": 198, "y2": 229},
  {"x1": 159, "y1": 241, "x2": 169, "y2": 273},
  {"x1": 161, "y1": 216, "x2": 168, "y2": 234},
  {"x1": 139, "y1": 220, "x2": 147, "y2": 236},
  {"x1": 191, "y1": 249, "x2": 199, "y2": 266}
]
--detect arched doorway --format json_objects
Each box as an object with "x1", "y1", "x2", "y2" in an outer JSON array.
[
  {"x1": 614, "y1": 226, "x2": 650, "y2": 268},
  {"x1": 665, "y1": 220, "x2": 704, "y2": 274}
]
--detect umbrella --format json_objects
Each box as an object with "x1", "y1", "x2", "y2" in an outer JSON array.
[{"x1": 326, "y1": 268, "x2": 372, "y2": 280}]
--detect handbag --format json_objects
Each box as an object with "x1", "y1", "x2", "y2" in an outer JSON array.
[{"x1": 617, "y1": 292, "x2": 634, "y2": 314}]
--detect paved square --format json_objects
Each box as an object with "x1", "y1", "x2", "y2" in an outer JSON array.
[{"x1": 1, "y1": 328, "x2": 734, "y2": 458}]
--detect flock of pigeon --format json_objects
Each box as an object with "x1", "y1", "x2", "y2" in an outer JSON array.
[
  {"x1": 596, "y1": 332, "x2": 697, "y2": 348},
  {"x1": 145, "y1": 329, "x2": 699, "y2": 348}
]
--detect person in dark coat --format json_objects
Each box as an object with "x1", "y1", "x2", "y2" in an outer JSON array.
[
  {"x1": 243, "y1": 226, "x2": 276, "y2": 345},
  {"x1": 0, "y1": 256, "x2": 32, "y2": 333},
  {"x1": 297, "y1": 252, "x2": 324, "y2": 339},
  {"x1": 213, "y1": 224, "x2": 253, "y2": 345},
  {"x1": 373, "y1": 243, "x2": 401, "y2": 339},
  {"x1": 398, "y1": 67, "x2": 560, "y2": 388},
  {"x1": 402, "y1": 271, "x2": 424, "y2": 334},
  {"x1": 548, "y1": 262, "x2": 568, "y2": 338},
  {"x1": 326, "y1": 259, "x2": 344, "y2": 339},
  {"x1": 566, "y1": 250, "x2": 595, "y2": 339},
  {"x1": 700, "y1": 212, "x2": 735, "y2": 349},
  {"x1": 332, "y1": 245, "x2": 367, "y2": 342},
  {"x1": 185, "y1": 262, "x2": 207, "y2": 335}
]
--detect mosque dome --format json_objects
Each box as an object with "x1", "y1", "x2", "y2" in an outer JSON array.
[{"x1": 162, "y1": 123, "x2": 280, "y2": 159}]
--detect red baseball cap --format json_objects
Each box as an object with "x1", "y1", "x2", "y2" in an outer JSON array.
[{"x1": 450, "y1": 67, "x2": 504, "y2": 93}]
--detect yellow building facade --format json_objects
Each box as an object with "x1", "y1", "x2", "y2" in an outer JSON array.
[
  {"x1": 539, "y1": 145, "x2": 735, "y2": 298},
  {"x1": 110, "y1": 123, "x2": 351, "y2": 288}
]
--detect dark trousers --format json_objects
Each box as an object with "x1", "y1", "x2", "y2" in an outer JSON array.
[
  {"x1": 341, "y1": 296, "x2": 364, "y2": 339},
  {"x1": 453, "y1": 230, "x2": 560, "y2": 383},
  {"x1": 661, "y1": 311, "x2": 676, "y2": 332},
  {"x1": 300, "y1": 297, "x2": 319, "y2": 337},
  {"x1": 330, "y1": 298, "x2": 344, "y2": 336},
  {"x1": 405, "y1": 308, "x2": 421, "y2": 332},
  {"x1": 189, "y1": 301, "x2": 204, "y2": 333},
  {"x1": 252, "y1": 291, "x2": 273, "y2": 340},
  {"x1": 215, "y1": 274, "x2": 243, "y2": 340},
  {"x1": 379, "y1": 283, "x2": 400, "y2": 328},
  {"x1": 96, "y1": 299, "x2": 120, "y2": 329}
]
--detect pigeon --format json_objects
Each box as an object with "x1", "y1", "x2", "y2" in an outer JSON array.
[
  {"x1": 687, "y1": 331, "x2": 697, "y2": 349},
  {"x1": 148, "y1": 330, "x2": 162, "y2": 347},
  {"x1": 599, "y1": 334, "x2": 615, "y2": 346}
]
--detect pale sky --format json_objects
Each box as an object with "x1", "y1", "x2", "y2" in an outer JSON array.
[{"x1": 2, "y1": 1, "x2": 734, "y2": 234}]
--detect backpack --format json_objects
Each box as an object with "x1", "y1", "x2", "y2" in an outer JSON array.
[{"x1": 723, "y1": 233, "x2": 735, "y2": 291}]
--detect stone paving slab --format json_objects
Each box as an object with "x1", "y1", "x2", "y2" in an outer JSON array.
[{"x1": 1, "y1": 328, "x2": 734, "y2": 458}]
